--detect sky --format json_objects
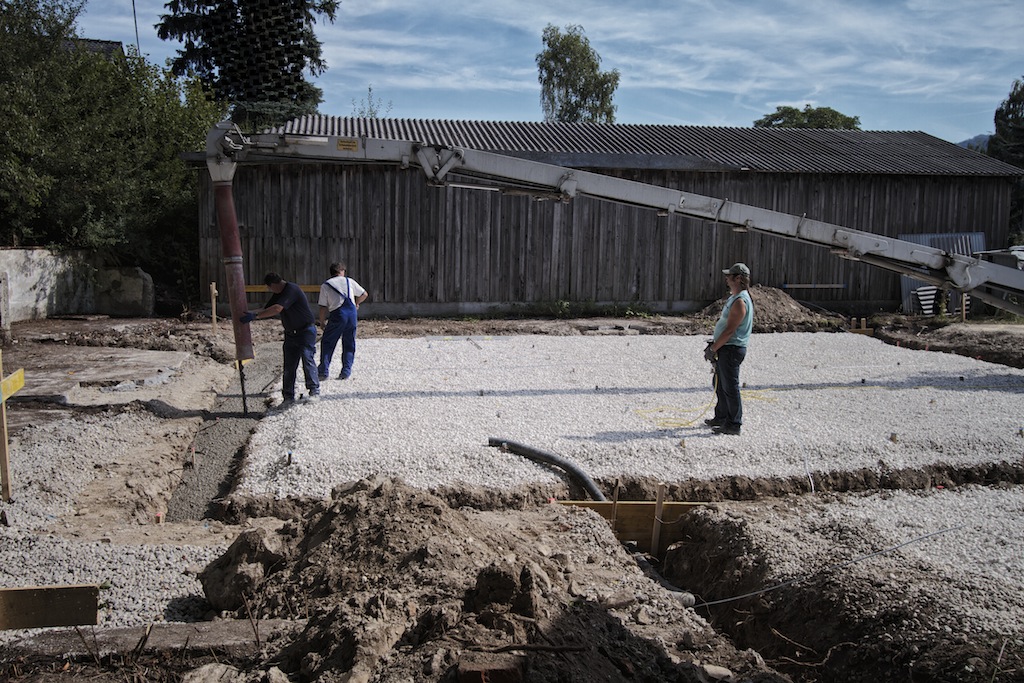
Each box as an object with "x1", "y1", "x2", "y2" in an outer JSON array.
[{"x1": 75, "y1": 0, "x2": 1024, "y2": 144}]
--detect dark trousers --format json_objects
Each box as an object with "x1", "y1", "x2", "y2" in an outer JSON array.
[
  {"x1": 282, "y1": 324, "x2": 319, "y2": 399},
  {"x1": 318, "y1": 301, "x2": 358, "y2": 379},
  {"x1": 713, "y1": 344, "x2": 746, "y2": 427}
]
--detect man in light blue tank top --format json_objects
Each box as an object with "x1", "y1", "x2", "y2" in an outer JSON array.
[{"x1": 705, "y1": 263, "x2": 754, "y2": 435}]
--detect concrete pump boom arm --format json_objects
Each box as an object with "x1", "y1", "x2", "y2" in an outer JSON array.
[{"x1": 206, "y1": 123, "x2": 1024, "y2": 317}]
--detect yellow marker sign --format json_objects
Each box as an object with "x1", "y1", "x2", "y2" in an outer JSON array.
[
  {"x1": 336, "y1": 137, "x2": 359, "y2": 152},
  {"x1": 1, "y1": 368, "x2": 24, "y2": 402},
  {"x1": 0, "y1": 350, "x2": 21, "y2": 502}
]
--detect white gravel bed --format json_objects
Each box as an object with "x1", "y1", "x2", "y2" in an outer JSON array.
[
  {"x1": 241, "y1": 333, "x2": 1024, "y2": 497},
  {"x1": 0, "y1": 412, "x2": 225, "y2": 642},
  {"x1": 732, "y1": 485, "x2": 1024, "y2": 639},
  {"x1": 0, "y1": 533, "x2": 221, "y2": 627}
]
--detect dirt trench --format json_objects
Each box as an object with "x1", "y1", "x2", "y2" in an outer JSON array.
[{"x1": 204, "y1": 455, "x2": 1024, "y2": 682}]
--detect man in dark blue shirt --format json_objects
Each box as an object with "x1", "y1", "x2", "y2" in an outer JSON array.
[{"x1": 240, "y1": 273, "x2": 320, "y2": 404}]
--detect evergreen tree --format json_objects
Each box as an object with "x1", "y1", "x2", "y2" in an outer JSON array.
[
  {"x1": 988, "y1": 76, "x2": 1024, "y2": 243},
  {"x1": 157, "y1": 0, "x2": 338, "y2": 128},
  {"x1": 536, "y1": 24, "x2": 619, "y2": 124}
]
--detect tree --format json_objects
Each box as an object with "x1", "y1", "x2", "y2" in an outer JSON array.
[
  {"x1": 0, "y1": 0, "x2": 226, "y2": 303},
  {"x1": 754, "y1": 104, "x2": 861, "y2": 129},
  {"x1": 157, "y1": 0, "x2": 338, "y2": 128},
  {"x1": 988, "y1": 76, "x2": 1024, "y2": 243},
  {"x1": 0, "y1": 0, "x2": 84, "y2": 246},
  {"x1": 989, "y1": 77, "x2": 1024, "y2": 166},
  {"x1": 352, "y1": 84, "x2": 392, "y2": 118},
  {"x1": 536, "y1": 24, "x2": 619, "y2": 124}
]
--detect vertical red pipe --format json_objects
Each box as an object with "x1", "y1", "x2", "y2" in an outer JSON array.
[{"x1": 213, "y1": 181, "x2": 254, "y2": 362}]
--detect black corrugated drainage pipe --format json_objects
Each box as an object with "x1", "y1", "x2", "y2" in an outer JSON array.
[
  {"x1": 488, "y1": 437, "x2": 606, "y2": 502},
  {"x1": 490, "y1": 438, "x2": 695, "y2": 606}
]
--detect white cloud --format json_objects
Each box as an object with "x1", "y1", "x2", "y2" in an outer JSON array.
[{"x1": 72, "y1": 0, "x2": 1024, "y2": 140}]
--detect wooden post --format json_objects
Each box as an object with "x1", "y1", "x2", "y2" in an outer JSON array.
[
  {"x1": 210, "y1": 282, "x2": 219, "y2": 333},
  {"x1": 610, "y1": 479, "x2": 620, "y2": 532},
  {"x1": 1, "y1": 350, "x2": 26, "y2": 503},
  {"x1": 650, "y1": 483, "x2": 666, "y2": 559}
]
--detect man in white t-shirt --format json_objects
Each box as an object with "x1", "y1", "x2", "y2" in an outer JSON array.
[{"x1": 317, "y1": 262, "x2": 368, "y2": 380}]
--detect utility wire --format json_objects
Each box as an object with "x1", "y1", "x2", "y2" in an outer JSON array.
[{"x1": 131, "y1": 0, "x2": 141, "y2": 54}]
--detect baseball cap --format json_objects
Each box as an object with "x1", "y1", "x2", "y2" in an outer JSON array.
[{"x1": 723, "y1": 263, "x2": 750, "y2": 276}]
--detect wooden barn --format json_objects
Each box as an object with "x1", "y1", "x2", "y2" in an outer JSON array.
[{"x1": 197, "y1": 117, "x2": 1022, "y2": 316}]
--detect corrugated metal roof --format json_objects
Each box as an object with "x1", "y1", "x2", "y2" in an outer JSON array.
[
  {"x1": 273, "y1": 116, "x2": 1022, "y2": 177},
  {"x1": 70, "y1": 38, "x2": 125, "y2": 60}
]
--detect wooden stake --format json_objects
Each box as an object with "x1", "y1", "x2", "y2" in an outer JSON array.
[
  {"x1": 0, "y1": 350, "x2": 26, "y2": 503},
  {"x1": 210, "y1": 282, "x2": 219, "y2": 333},
  {"x1": 651, "y1": 483, "x2": 666, "y2": 559},
  {"x1": 610, "y1": 478, "x2": 620, "y2": 532}
]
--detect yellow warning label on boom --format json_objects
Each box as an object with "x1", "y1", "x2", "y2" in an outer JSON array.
[{"x1": 336, "y1": 138, "x2": 359, "y2": 152}]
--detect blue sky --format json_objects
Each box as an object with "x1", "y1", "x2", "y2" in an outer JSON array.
[{"x1": 76, "y1": 0, "x2": 1023, "y2": 143}]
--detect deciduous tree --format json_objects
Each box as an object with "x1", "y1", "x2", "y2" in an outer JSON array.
[
  {"x1": 536, "y1": 24, "x2": 619, "y2": 124},
  {"x1": 754, "y1": 104, "x2": 860, "y2": 129},
  {"x1": 352, "y1": 84, "x2": 392, "y2": 118},
  {"x1": 0, "y1": 0, "x2": 226, "y2": 302}
]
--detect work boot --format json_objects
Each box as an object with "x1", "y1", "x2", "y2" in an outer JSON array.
[
  {"x1": 704, "y1": 417, "x2": 726, "y2": 427},
  {"x1": 712, "y1": 424, "x2": 741, "y2": 436}
]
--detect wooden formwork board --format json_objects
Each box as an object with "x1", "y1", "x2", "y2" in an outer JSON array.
[
  {"x1": 0, "y1": 584, "x2": 99, "y2": 630},
  {"x1": 244, "y1": 284, "x2": 320, "y2": 293},
  {"x1": 558, "y1": 500, "x2": 705, "y2": 558}
]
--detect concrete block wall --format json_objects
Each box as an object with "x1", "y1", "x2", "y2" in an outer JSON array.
[
  {"x1": 94, "y1": 267, "x2": 154, "y2": 318},
  {"x1": 0, "y1": 249, "x2": 155, "y2": 333}
]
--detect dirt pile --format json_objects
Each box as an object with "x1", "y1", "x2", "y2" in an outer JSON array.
[
  {"x1": 662, "y1": 504, "x2": 1024, "y2": 683},
  {"x1": 871, "y1": 313, "x2": 1024, "y2": 368},
  {"x1": 198, "y1": 478, "x2": 787, "y2": 682},
  {"x1": 699, "y1": 285, "x2": 848, "y2": 333}
]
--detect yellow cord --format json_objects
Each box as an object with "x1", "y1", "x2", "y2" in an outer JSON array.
[
  {"x1": 635, "y1": 370, "x2": 718, "y2": 428},
  {"x1": 634, "y1": 365, "x2": 784, "y2": 429}
]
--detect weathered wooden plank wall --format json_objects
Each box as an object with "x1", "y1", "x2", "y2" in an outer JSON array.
[{"x1": 198, "y1": 163, "x2": 1012, "y2": 315}]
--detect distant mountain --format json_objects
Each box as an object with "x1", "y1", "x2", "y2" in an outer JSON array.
[{"x1": 958, "y1": 134, "x2": 991, "y2": 151}]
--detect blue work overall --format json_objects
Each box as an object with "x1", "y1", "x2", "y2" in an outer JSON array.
[{"x1": 318, "y1": 279, "x2": 358, "y2": 379}]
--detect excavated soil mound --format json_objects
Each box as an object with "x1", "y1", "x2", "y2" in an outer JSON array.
[
  {"x1": 700, "y1": 284, "x2": 848, "y2": 333},
  {"x1": 198, "y1": 478, "x2": 787, "y2": 682}
]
